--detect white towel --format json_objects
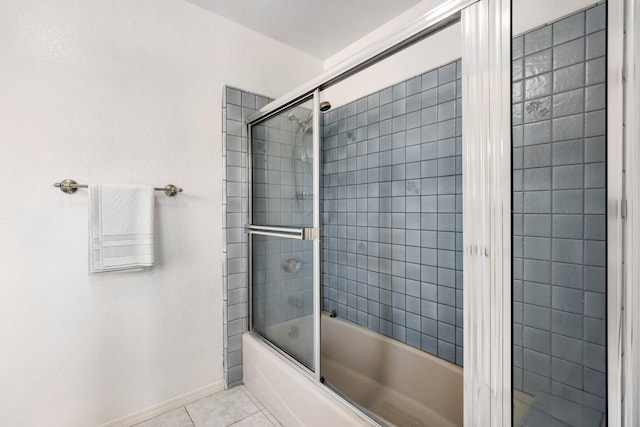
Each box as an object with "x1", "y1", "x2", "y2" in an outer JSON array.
[{"x1": 89, "y1": 184, "x2": 155, "y2": 274}]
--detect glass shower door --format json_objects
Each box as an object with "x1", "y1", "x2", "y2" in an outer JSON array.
[
  {"x1": 511, "y1": 2, "x2": 608, "y2": 425},
  {"x1": 247, "y1": 94, "x2": 320, "y2": 372}
]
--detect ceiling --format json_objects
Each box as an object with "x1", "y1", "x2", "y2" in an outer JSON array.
[{"x1": 186, "y1": 0, "x2": 425, "y2": 60}]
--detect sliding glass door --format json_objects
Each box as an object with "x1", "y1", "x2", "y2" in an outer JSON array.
[
  {"x1": 511, "y1": 2, "x2": 608, "y2": 425},
  {"x1": 247, "y1": 94, "x2": 320, "y2": 373}
]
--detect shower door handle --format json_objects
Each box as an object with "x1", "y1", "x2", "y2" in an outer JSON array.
[
  {"x1": 245, "y1": 224, "x2": 304, "y2": 240},
  {"x1": 245, "y1": 224, "x2": 303, "y2": 239},
  {"x1": 244, "y1": 225, "x2": 319, "y2": 241}
]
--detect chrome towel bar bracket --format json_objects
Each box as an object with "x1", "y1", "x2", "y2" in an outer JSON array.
[{"x1": 53, "y1": 179, "x2": 183, "y2": 197}]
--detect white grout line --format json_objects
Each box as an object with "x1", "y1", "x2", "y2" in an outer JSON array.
[
  {"x1": 239, "y1": 385, "x2": 264, "y2": 410},
  {"x1": 262, "y1": 409, "x2": 282, "y2": 426},
  {"x1": 184, "y1": 405, "x2": 196, "y2": 427}
]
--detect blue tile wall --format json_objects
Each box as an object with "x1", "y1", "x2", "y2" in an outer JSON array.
[
  {"x1": 321, "y1": 60, "x2": 464, "y2": 366},
  {"x1": 222, "y1": 86, "x2": 272, "y2": 387},
  {"x1": 513, "y1": 3, "x2": 607, "y2": 417}
]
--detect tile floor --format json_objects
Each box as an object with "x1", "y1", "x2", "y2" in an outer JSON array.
[{"x1": 132, "y1": 386, "x2": 281, "y2": 427}]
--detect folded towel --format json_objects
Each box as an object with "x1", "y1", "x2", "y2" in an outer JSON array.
[{"x1": 89, "y1": 184, "x2": 155, "y2": 274}]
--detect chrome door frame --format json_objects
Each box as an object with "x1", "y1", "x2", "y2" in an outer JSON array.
[
  {"x1": 609, "y1": 0, "x2": 639, "y2": 425},
  {"x1": 311, "y1": 89, "x2": 321, "y2": 381},
  {"x1": 621, "y1": 0, "x2": 640, "y2": 424},
  {"x1": 246, "y1": 92, "x2": 321, "y2": 377},
  {"x1": 609, "y1": 0, "x2": 624, "y2": 425},
  {"x1": 461, "y1": 1, "x2": 511, "y2": 425}
]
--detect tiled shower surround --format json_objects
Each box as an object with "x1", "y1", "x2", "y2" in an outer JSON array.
[
  {"x1": 512, "y1": 3, "x2": 607, "y2": 419},
  {"x1": 222, "y1": 87, "x2": 272, "y2": 387},
  {"x1": 321, "y1": 60, "x2": 464, "y2": 366}
]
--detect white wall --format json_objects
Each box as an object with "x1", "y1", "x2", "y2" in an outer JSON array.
[{"x1": 0, "y1": 0, "x2": 322, "y2": 425}]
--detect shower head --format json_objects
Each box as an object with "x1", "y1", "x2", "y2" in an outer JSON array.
[
  {"x1": 288, "y1": 111, "x2": 312, "y2": 134},
  {"x1": 287, "y1": 112, "x2": 304, "y2": 124},
  {"x1": 319, "y1": 101, "x2": 332, "y2": 112}
]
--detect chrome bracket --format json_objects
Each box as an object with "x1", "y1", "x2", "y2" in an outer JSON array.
[
  {"x1": 163, "y1": 184, "x2": 180, "y2": 197},
  {"x1": 55, "y1": 179, "x2": 79, "y2": 194},
  {"x1": 303, "y1": 227, "x2": 319, "y2": 241}
]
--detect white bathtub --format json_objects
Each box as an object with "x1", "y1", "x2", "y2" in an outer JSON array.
[
  {"x1": 243, "y1": 329, "x2": 374, "y2": 427},
  {"x1": 243, "y1": 312, "x2": 463, "y2": 426}
]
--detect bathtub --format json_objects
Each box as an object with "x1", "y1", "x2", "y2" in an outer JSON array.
[
  {"x1": 243, "y1": 312, "x2": 463, "y2": 426},
  {"x1": 321, "y1": 314, "x2": 463, "y2": 427}
]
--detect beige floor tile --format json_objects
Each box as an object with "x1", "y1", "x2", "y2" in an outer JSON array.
[
  {"x1": 132, "y1": 407, "x2": 194, "y2": 427},
  {"x1": 186, "y1": 387, "x2": 260, "y2": 427},
  {"x1": 228, "y1": 411, "x2": 274, "y2": 427}
]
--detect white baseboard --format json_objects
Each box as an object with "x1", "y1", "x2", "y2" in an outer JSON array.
[{"x1": 100, "y1": 381, "x2": 225, "y2": 427}]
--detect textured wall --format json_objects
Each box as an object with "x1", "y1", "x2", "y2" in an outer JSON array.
[
  {"x1": 512, "y1": 3, "x2": 607, "y2": 419},
  {"x1": 321, "y1": 60, "x2": 463, "y2": 366},
  {"x1": 0, "y1": 0, "x2": 321, "y2": 424}
]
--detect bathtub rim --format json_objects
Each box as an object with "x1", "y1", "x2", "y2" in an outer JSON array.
[
  {"x1": 249, "y1": 328, "x2": 314, "y2": 375},
  {"x1": 246, "y1": 329, "x2": 384, "y2": 426}
]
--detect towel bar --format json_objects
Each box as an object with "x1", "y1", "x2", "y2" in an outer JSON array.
[{"x1": 53, "y1": 179, "x2": 183, "y2": 197}]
